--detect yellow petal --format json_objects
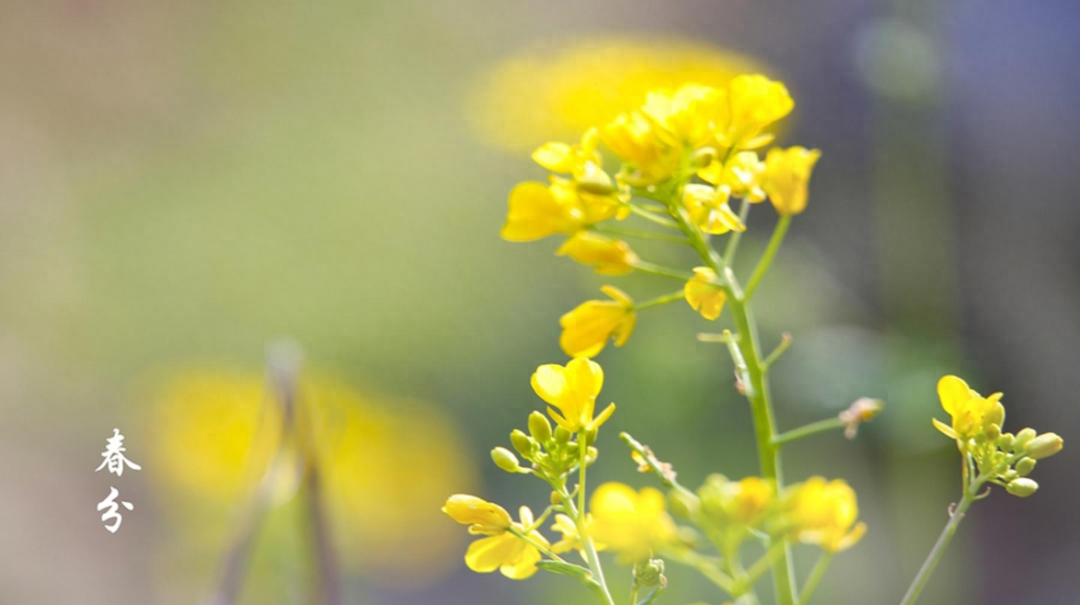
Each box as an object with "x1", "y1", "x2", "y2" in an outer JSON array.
[
  {"x1": 531, "y1": 364, "x2": 568, "y2": 406},
  {"x1": 465, "y1": 534, "x2": 521, "y2": 573},
  {"x1": 932, "y1": 417, "x2": 958, "y2": 440},
  {"x1": 937, "y1": 375, "x2": 971, "y2": 415},
  {"x1": 532, "y1": 142, "x2": 575, "y2": 173}
]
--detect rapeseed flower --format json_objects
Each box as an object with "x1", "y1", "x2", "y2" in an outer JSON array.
[
  {"x1": 557, "y1": 231, "x2": 638, "y2": 275},
  {"x1": 559, "y1": 286, "x2": 636, "y2": 358},
  {"x1": 684, "y1": 267, "x2": 727, "y2": 320},
  {"x1": 530, "y1": 357, "x2": 616, "y2": 433},
  {"x1": 590, "y1": 482, "x2": 677, "y2": 563},
  {"x1": 444, "y1": 499, "x2": 548, "y2": 579},
  {"x1": 763, "y1": 146, "x2": 821, "y2": 216},
  {"x1": 790, "y1": 477, "x2": 866, "y2": 553},
  {"x1": 932, "y1": 374, "x2": 1004, "y2": 441},
  {"x1": 682, "y1": 184, "x2": 746, "y2": 235}
]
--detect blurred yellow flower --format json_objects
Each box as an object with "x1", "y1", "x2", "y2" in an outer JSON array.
[
  {"x1": 461, "y1": 505, "x2": 548, "y2": 580},
  {"x1": 790, "y1": 477, "x2": 866, "y2": 553},
  {"x1": 502, "y1": 178, "x2": 623, "y2": 243},
  {"x1": 557, "y1": 231, "x2": 638, "y2": 275},
  {"x1": 559, "y1": 285, "x2": 636, "y2": 358},
  {"x1": 933, "y1": 374, "x2": 1004, "y2": 441},
  {"x1": 684, "y1": 267, "x2": 727, "y2": 321},
  {"x1": 683, "y1": 184, "x2": 745, "y2": 235},
  {"x1": 603, "y1": 110, "x2": 680, "y2": 185},
  {"x1": 590, "y1": 482, "x2": 677, "y2": 564},
  {"x1": 642, "y1": 84, "x2": 727, "y2": 148},
  {"x1": 698, "y1": 151, "x2": 767, "y2": 203},
  {"x1": 763, "y1": 146, "x2": 821, "y2": 216},
  {"x1": 147, "y1": 367, "x2": 476, "y2": 585},
  {"x1": 530, "y1": 357, "x2": 616, "y2": 433},
  {"x1": 470, "y1": 37, "x2": 769, "y2": 152},
  {"x1": 722, "y1": 74, "x2": 795, "y2": 150},
  {"x1": 699, "y1": 474, "x2": 774, "y2": 526}
]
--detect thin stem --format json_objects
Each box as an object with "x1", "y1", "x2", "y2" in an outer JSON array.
[
  {"x1": 798, "y1": 552, "x2": 833, "y2": 605},
  {"x1": 745, "y1": 542, "x2": 786, "y2": 587},
  {"x1": 633, "y1": 290, "x2": 685, "y2": 311},
  {"x1": 663, "y1": 549, "x2": 737, "y2": 594},
  {"x1": 899, "y1": 486, "x2": 978, "y2": 605},
  {"x1": 723, "y1": 199, "x2": 752, "y2": 266},
  {"x1": 745, "y1": 215, "x2": 792, "y2": 299},
  {"x1": 671, "y1": 194, "x2": 798, "y2": 605},
  {"x1": 619, "y1": 432, "x2": 696, "y2": 500},
  {"x1": 628, "y1": 202, "x2": 681, "y2": 229},
  {"x1": 632, "y1": 261, "x2": 696, "y2": 282},
  {"x1": 763, "y1": 333, "x2": 793, "y2": 369},
  {"x1": 592, "y1": 224, "x2": 687, "y2": 244},
  {"x1": 573, "y1": 439, "x2": 616, "y2": 605},
  {"x1": 772, "y1": 418, "x2": 846, "y2": 448},
  {"x1": 508, "y1": 526, "x2": 568, "y2": 564}
]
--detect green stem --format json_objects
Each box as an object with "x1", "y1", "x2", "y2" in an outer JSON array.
[
  {"x1": 633, "y1": 290, "x2": 685, "y2": 311},
  {"x1": 508, "y1": 526, "x2": 568, "y2": 563},
  {"x1": 574, "y1": 438, "x2": 616, "y2": 605},
  {"x1": 899, "y1": 486, "x2": 978, "y2": 605},
  {"x1": 663, "y1": 549, "x2": 737, "y2": 594},
  {"x1": 798, "y1": 552, "x2": 833, "y2": 605},
  {"x1": 592, "y1": 224, "x2": 688, "y2": 244},
  {"x1": 723, "y1": 198, "x2": 752, "y2": 266},
  {"x1": 745, "y1": 542, "x2": 786, "y2": 587},
  {"x1": 632, "y1": 261, "x2": 695, "y2": 282},
  {"x1": 745, "y1": 215, "x2": 791, "y2": 299},
  {"x1": 628, "y1": 202, "x2": 681, "y2": 229},
  {"x1": 672, "y1": 199, "x2": 799, "y2": 605},
  {"x1": 772, "y1": 418, "x2": 846, "y2": 448},
  {"x1": 619, "y1": 432, "x2": 696, "y2": 500}
]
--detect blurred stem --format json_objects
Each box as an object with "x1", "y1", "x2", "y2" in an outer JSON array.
[
  {"x1": 671, "y1": 186, "x2": 799, "y2": 605},
  {"x1": 633, "y1": 290, "x2": 686, "y2": 311},
  {"x1": 618, "y1": 432, "x2": 695, "y2": 500},
  {"x1": 798, "y1": 552, "x2": 832, "y2": 605},
  {"x1": 627, "y1": 202, "x2": 681, "y2": 229},
  {"x1": 745, "y1": 215, "x2": 791, "y2": 299},
  {"x1": 772, "y1": 418, "x2": 845, "y2": 448},
  {"x1": 900, "y1": 473, "x2": 986, "y2": 605},
  {"x1": 508, "y1": 526, "x2": 567, "y2": 563},
  {"x1": 573, "y1": 436, "x2": 616, "y2": 605},
  {"x1": 723, "y1": 199, "x2": 752, "y2": 267},
  {"x1": 633, "y1": 261, "x2": 695, "y2": 282},
  {"x1": 593, "y1": 224, "x2": 687, "y2": 244},
  {"x1": 663, "y1": 549, "x2": 737, "y2": 594}
]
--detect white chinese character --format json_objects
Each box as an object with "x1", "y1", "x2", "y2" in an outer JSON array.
[
  {"x1": 95, "y1": 428, "x2": 141, "y2": 476},
  {"x1": 97, "y1": 487, "x2": 134, "y2": 533}
]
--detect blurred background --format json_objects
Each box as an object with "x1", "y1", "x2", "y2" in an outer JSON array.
[{"x1": 1, "y1": 0, "x2": 1078, "y2": 603}]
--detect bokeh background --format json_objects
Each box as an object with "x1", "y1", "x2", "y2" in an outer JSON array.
[{"x1": 1, "y1": 0, "x2": 1078, "y2": 603}]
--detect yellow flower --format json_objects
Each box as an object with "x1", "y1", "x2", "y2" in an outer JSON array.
[
  {"x1": 683, "y1": 184, "x2": 746, "y2": 235},
  {"x1": 532, "y1": 128, "x2": 603, "y2": 175},
  {"x1": 502, "y1": 178, "x2": 623, "y2": 243},
  {"x1": 933, "y1": 374, "x2": 1005, "y2": 441},
  {"x1": 442, "y1": 494, "x2": 513, "y2": 535},
  {"x1": 469, "y1": 36, "x2": 768, "y2": 152},
  {"x1": 550, "y1": 513, "x2": 606, "y2": 554},
  {"x1": 457, "y1": 504, "x2": 549, "y2": 580},
  {"x1": 590, "y1": 482, "x2": 677, "y2": 563},
  {"x1": 790, "y1": 477, "x2": 866, "y2": 553},
  {"x1": 699, "y1": 475, "x2": 774, "y2": 525},
  {"x1": 721, "y1": 74, "x2": 794, "y2": 150},
  {"x1": 557, "y1": 231, "x2": 638, "y2": 275},
  {"x1": 531, "y1": 357, "x2": 616, "y2": 433},
  {"x1": 698, "y1": 151, "x2": 767, "y2": 203},
  {"x1": 684, "y1": 267, "x2": 727, "y2": 320},
  {"x1": 559, "y1": 285, "x2": 637, "y2": 358},
  {"x1": 641, "y1": 84, "x2": 727, "y2": 147},
  {"x1": 763, "y1": 146, "x2": 821, "y2": 216},
  {"x1": 602, "y1": 110, "x2": 680, "y2": 185}
]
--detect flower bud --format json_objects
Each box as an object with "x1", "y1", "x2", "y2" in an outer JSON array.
[
  {"x1": 550, "y1": 490, "x2": 562, "y2": 505},
  {"x1": 584, "y1": 427, "x2": 599, "y2": 446},
  {"x1": 984, "y1": 423, "x2": 1001, "y2": 442},
  {"x1": 554, "y1": 426, "x2": 572, "y2": 444},
  {"x1": 510, "y1": 429, "x2": 537, "y2": 457},
  {"x1": 574, "y1": 164, "x2": 616, "y2": 194},
  {"x1": 1006, "y1": 478, "x2": 1039, "y2": 498},
  {"x1": 635, "y1": 558, "x2": 666, "y2": 587},
  {"x1": 1015, "y1": 457, "x2": 1036, "y2": 476},
  {"x1": 691, "y1": 147, "x2": 718, "y2": 169},
  {"x1": 492, "y1": 447, "x2": 524, "y2": 473},
  {"x1": 985, "y1": 402, "x2": 1005, "y2": 428},
  {"x1": 528, "y1": 411, "x2": 552, "y2": 443},
  {"x1": 997, "y1": 433, "x2": 1015, "y2": 452},
  {"x1": 1014, "y1": 428, "x2": 1037, "y2": 450},
  {"x1": 1024, "y1": 433, "x2": 1063, "y2": 460}
]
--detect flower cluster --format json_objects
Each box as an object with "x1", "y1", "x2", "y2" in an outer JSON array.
[
  {"x1": 501, "y1": 75, "x2": 820, "y2": 358},
  {"x1": 933, "y1": 375, "x2": 1063, "y2": 498}
]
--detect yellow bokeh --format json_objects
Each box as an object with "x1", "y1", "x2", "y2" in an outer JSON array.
[
  {"x1": 469, "y1": 36, "x2": 771, "y2": 152},
  {"x1": 146, "y1": 367, "x2": 477, "y2": 585}
]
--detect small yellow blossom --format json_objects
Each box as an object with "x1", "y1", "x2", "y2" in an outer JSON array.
[
  {"x1": 791, "y1": 477, "x2": 866, "y2": 553},
  {"x1": 642, "y1": 84, "x2": 727, "y2": 148},
  {"x1": 457, "y1": 505, "x2": 549, "y2": 580},
  {"x1": 442, "y1": 494, "x2": 513, "y2": 535},
  {"x1": 699, "y1": 475, "x2": 774, "y2": 525},
  {"x1": 933, "y1": 374, "x2": 1005, "y2": 441},
  {"x1": 557, "y1": 231, "x2": 638, "y2": 275},
  {"x1": 531, "y1": 357, "x2": 616, "y2": 433},
  {"x1": 603, "y1": 110, "x2": 680, "y2": 185},
  {"x1": 559, "y1": 286, "x2": 637, "y2": 358},
  {"x1": 550, "y1": 513, "x2": 606, "y2": 554},
  {"x1": 763, "y1": 146, "x2": 821, "y2": 216},
  {"x1": 502, "y1": 178, "x2": 622, "y2": 243},
  {"x1": 590, "y1": 482, "x2": 677, "y2": 563},
  {"x1": 533, "y1": 128, "x2": 603, "y2": 175},
  {"x1": 698, "y1": 151, "x2": 766, "y2": 203},
  {"x1": 683, "y1": 184, "x2": 746, "y2": 235},
  {"x1": 684, "y1": 267, "x2": 727, "y2": 320},
  {"x1": 721, "y1": 74, "x2": 794, "y2": 150}
]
